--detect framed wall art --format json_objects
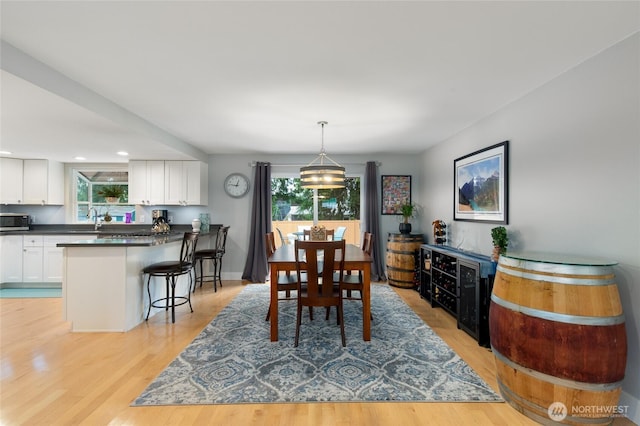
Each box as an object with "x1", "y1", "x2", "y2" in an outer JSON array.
[
  {"x1": 381, "y1": 175, "x2": 411, "y2": 215},
  {"x1": 454, "y1": 141, "x2": 508, "y2": 224}
]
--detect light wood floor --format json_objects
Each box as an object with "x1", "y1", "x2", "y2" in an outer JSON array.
[{"x1": 0, "y1": 281, "x2": 630, "y2": 425}]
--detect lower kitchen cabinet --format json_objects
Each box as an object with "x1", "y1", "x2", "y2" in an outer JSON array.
[
  {"x1": 0, "y1": 235, "x2": 23, "y2": 282},
  {"x1": 1, "y1": 234, "x2": 95, "y2": 284}
]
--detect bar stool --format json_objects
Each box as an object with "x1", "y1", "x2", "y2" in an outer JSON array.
[
  {"x1": 144, "y1": 232, "x2": 199, "y2": 323},
  {"x1": 194, "y1": 226, "x2": 229, "y2": 292}
]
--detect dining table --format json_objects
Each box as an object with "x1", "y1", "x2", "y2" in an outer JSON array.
[{"x1": 267, "y1": 243, "x2": 372, "y2": 342}]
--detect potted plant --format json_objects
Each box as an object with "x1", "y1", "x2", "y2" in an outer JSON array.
[
  {"x1": 399, "y1": 202, "x2": 416, "y2": 234},
  {"x1": 98, "y1": 185, "x2": 125, "y2": 203},
  {"x1": 491, "y1": 226, "x2": 508, "y2": 262}
]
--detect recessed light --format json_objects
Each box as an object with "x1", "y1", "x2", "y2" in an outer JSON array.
[
  {"x1": 74, "y1": 156, "x2": 87, "y2": 161},
  {"x1": 0, "y1": 151, "x2": 12, "y2": 155},
  {"x1": 117, "y1": 151, "x2": 129, "y2": 156}
]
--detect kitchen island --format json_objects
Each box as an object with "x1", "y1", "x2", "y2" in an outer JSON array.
[{"x1": 58, "y1": 231, "x2": 210, "y2": 332}]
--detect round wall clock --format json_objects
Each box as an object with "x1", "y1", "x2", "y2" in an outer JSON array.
[{"x1": 223, "y1": 173, "x2": 250, "y2": 198}]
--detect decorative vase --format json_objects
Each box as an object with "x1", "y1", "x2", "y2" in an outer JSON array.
[
  {"x1": 491, "y1": 246, "x2": 502, "y2": 262},
  {"x1": 399, "y1": 222, "x2": 412, "y2": 234},
  {"x1": 105, "y1": 197, "x2": 120, "y2": 204},
  {"x1": 199, "y1": 213, "x2": 210, "y2": 232}
]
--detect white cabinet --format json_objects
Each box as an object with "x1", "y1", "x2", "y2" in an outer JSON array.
[
  {"x1": 128, "y1": 160, "x2": 165, "y2": 205},
  {"x1": 43, "y1": 236, "x2": 66, "y2": 282},
  {"x1": 0, "y1": 235, "x2": 23, "y2": 282},
  {"x1": 164, "y1": 161, "x2": 208, "y2": 206},
  {"x1": 23, "y1": 159, "x2": 64, "y2": 205},
  {"x1": 0, "y1": 158, "x2": 63, "y2": 205},
  {"x1": 0, "y1": 234, "x2": 95, "y2": 284},
  {"x1": 22, "y1": 235, "x2": 44, "y2": 282},
  {"x1": 0, "y1": 158, "x2": 24, "y2": 204}
]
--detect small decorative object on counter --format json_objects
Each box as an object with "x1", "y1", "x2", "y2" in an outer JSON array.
[
  {"x1": 152, "y1": 216, "x2": 170, "y2": 233},
  {"x1": 432, "y1": 220, "x2": 446, "y2": 244},
  {"x1": 192, "y1": 218, "x2": 202, "y2": 233},
  {"x1": 103, "y1": 212, "x2": 112, "y2": 222},
  {"x1": 199, "y1": 213, "x2": 210, "y2": 232},
  {"x1": 490, "y1": 226, "x2": 508, "y2": 262}
]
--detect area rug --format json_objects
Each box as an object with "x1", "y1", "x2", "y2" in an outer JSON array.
[{"x1": 132, "y1": 284, "x2": 502, "y2": 405}]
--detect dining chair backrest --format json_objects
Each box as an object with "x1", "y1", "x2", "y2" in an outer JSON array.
[
  {"x1": 265, "y1": 232, "x2": 277, "y2": 258},
  {"x1": 295, "y1": 240, "x2": 345, "y2": 298},
  {"x1": 362, "y1": 232, "x2": 374, "y2": 256}
]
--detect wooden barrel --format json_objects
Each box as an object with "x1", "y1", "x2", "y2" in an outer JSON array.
[
  {"x1": 489, "y1": 253, "x2": 627, "y2": 425},
  {"x1": 386, "y1": 233, "x2": 423, "y2": 288}
]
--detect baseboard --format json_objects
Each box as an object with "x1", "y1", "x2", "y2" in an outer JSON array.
[
  {"x1": 0, "y1": 282, "x2": 62, "y2": 289},
  {"x1": 620, "y1": 390, "x2": 640, "y2": 425}
]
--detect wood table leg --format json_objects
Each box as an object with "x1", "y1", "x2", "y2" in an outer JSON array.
[
  {"x1": 270, "y1": 265, "x2": 279, "y2": 341},
  {"x1": 362, "y1": 264, "x2": 371, "y2": 341}
]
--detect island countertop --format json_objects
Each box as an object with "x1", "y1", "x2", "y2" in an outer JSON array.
[{"x1": 56, "y1": 231, "x2": 187, "y2": 247}]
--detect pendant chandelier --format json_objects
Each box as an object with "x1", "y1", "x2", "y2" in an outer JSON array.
[{"x1": 300, "y1": 121, "x2": 346, "y2": 189}]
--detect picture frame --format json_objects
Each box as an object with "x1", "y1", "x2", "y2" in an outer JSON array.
[
  {"x1": 381, "y1": 175, "x2": 411, "y2": 215},
  {"x1": 454, "y1": 141, "x2": 508, "y2": 224}
]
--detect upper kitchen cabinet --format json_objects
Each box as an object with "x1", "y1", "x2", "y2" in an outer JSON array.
[
  {"x1": 23, "y1": 159, "x2": 64, "y2": 205},
  {"x1": 128, "y1": 160, "x2": 165, "y2": 205},
  {"x1": 0, "y1": 158, "x2": 63, "y2": 205},
  {"x1": 0, "y1": 158, "x2": 23, "y2": 204},
  {"x1": 164, "y1": 161, "x2": 208, "y2": 206}
]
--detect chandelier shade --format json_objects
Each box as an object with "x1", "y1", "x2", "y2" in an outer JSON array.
[{"x1": 300, "y1": 121, "x2": 346, "y2": 189}]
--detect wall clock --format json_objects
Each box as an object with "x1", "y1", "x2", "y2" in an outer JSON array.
[{"x1": 224, "y1": 173, "x2": 250, "y2": 198}]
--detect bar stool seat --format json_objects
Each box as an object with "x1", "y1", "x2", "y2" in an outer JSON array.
[
  {"x1": 144, "y1": 232, "x2": 199, "y2": 323},
  {"x1": 194, "y1": 226, "x2": 229, "y2": 292}
]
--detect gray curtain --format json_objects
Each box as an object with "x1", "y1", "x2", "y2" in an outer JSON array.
[
  {"x1": 365, "y1": 161, "x2": 386, "y2": 282},
  {"x1": 242, "y1": 162, "x2": 271, "y2": 283}
]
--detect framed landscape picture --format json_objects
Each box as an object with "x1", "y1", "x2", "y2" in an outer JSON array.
[
  {"x1": 454, "y1": 141, "x2": 508, "y2": 224},
  {"x1": 382, "y1": 175, "x2": 411, "y2": 215}
]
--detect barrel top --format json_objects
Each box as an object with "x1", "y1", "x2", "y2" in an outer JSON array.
[{"x1": 502, "y1": 251, "x2": 617, "y2": 266}]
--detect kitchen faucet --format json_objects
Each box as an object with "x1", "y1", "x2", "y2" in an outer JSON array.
[{"x1": 88, "y1": 207, "x2": 102, "y2": 231}]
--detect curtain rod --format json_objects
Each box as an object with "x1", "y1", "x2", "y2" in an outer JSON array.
[{"x1": 249, "y1": 161, "x2": 381, "y2": 167}]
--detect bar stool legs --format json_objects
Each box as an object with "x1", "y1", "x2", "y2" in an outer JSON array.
[{"x1": 145, "y1": 273, "x2": 194, "y2": 323}]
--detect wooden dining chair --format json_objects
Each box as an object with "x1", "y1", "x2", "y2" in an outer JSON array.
[
  {"x1": 294, "y1": 239, "x2": 346, "y2": 347},
  {"x1": 342, "y1": 232, "x2": 374, "y2": 318},
  {"x1": 264, "y1": 232, "x2": 298, "y2": 321}
]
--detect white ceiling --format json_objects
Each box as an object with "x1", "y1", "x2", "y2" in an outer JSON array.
[{"x1": 1, "y1": 1, "x2": 638, "y2": 163}]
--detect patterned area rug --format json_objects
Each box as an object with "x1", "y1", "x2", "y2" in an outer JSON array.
[{"x1": 132, "y1": 284, "x2": 502, "y2": 405}]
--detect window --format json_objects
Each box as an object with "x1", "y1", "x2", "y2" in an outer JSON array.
[
  {"x1": 271, "y1": 177, "x2": 360, "y2": 221},
  {"x1": 271, "y1": 176, "x2": 361, "y2": 245},
  {"x1": 74, "y1": 168, "x2": 134, "y2": 223}
]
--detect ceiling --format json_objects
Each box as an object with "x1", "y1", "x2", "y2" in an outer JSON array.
[{"x1": 1, "y1": 1, "x2": 638, "y2": 163}]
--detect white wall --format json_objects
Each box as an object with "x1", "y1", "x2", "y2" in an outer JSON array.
[{"x1": 419, "y1": 33, "x2": 640, "y2": 421}]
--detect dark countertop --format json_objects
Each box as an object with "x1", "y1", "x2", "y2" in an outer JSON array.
[
  {"x1": 57, "y1": 232, "x2": 187, "y2": 247},
  {"x1": 0, "y1": 224, "x2": 220, "y2": 247}
]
